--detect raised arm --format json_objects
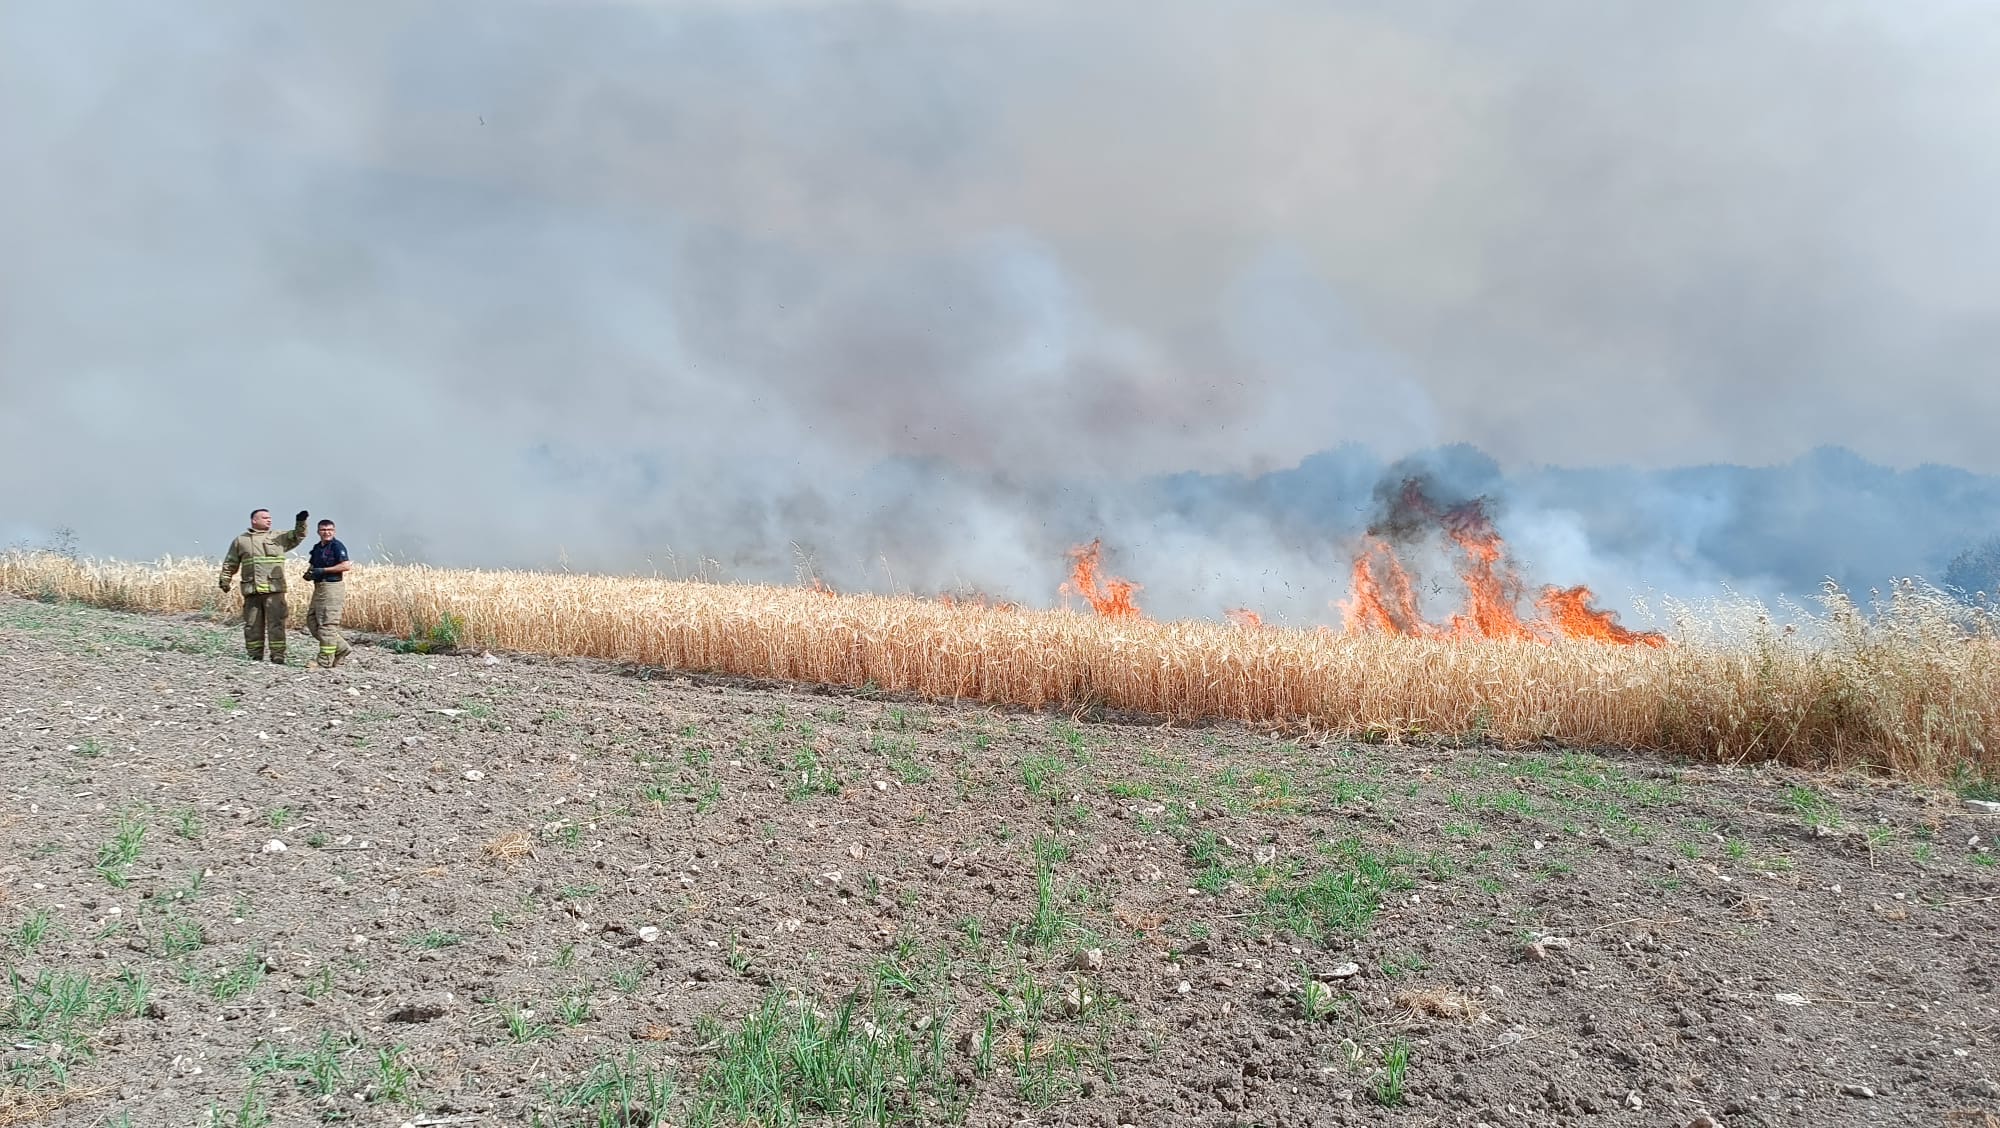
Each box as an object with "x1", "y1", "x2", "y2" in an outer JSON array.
[{"x1": 277, "y1": 510, "x2": 310, "y2": 550}]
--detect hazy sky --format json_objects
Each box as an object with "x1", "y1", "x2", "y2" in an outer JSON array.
[{"x1": 4, "y1": 1, "x2": 1998, "y2": 616}]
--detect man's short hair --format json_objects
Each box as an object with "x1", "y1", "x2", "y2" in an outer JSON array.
[
  {"x1": 250, "y1": 509, "x2": 270, "y2": 520},
  {"x1": 317, "y1": 519, "x2": 335, "y2": 529}
]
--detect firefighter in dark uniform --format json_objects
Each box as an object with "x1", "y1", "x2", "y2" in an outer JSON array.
[
  {"x1": 218, "y1": 508, "x2": 309, "y2": 663},
  {"x1": 304, "y1": 519, "x2": 354, "y2": 668}
]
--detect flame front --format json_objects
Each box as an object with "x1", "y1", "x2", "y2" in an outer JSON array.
[
  {"x1": 1342, "y1": 479, "x2": 1667, "y2": 647},
  {"x1": 1535, "y1": 586, "x2": 1668, "y2": 648},
  {"x1": 1063, "y1": 539, "x2": 1143, "y2": 619}
]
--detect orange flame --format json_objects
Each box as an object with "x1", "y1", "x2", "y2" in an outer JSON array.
[
  {"x1": 1437, "y1": 517, "x2": 1535, "y2": 642},
  {"x1": 1339, "y1": 557, "x2": 1397, "y2": 635},
  {"x1": 1535, "y1": 586, "x2": 1668, "y2": 647},
  {"x1": 1338, "y1": 538, "x2": 1427, "y2": 635},
  {"x1": 1342, "y1": 479, "x2": 1666, "y2": 647},
  {"x1": 1224, "y1": 608, "x2": 1265, "y2": 629},
  {"x1": 806, "y1": 577, "x2": 837, "y2": 597},
  {"x1": 1062, "y1": 539, "x2": 1143, "y2": 619}
]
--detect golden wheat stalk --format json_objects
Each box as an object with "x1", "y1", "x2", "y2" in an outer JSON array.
[{"x1": 3, "y1": 552, "x2": 1993, "y2": 780}]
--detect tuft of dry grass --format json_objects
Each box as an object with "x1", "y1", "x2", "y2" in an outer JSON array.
[
  {"x1": 0, "y1": 1084, "x2": 106, "y2": 1127},
  {"x1": 1394, "y1": 987, "x2": 1489, "y2": 1023},
  {"x1": 482, "y1": 831, "x2": 534, "y2": 864},
  {"x1": 4, "y1": 552, "x2": 1997, "y2": 781}
]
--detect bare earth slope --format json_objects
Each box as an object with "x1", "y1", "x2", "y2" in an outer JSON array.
[{"x1": 2, "y1": 593, "x2": 1996, "y2": 1128}]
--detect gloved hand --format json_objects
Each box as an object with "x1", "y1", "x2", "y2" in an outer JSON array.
[
  {"x1": 295, "y1": 510, "x2": 309, "y2": 525},
  {"x1": 303, "y1": 569, "x2": 320, "y2": 582},
  {"x1": 219, "y1": 580, "x2": 231, "y2": 593}
]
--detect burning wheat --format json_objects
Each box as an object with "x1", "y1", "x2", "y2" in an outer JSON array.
[
  {"x1": 1339, "y1": 479, "x2": 1668, "y2": 646},
  {"x1": 3, "y1": 548, "x2": 1996, "y2": 781}
]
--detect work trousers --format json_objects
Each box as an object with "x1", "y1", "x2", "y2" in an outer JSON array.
[
  {"x1": 308, "y1": 582, "x2": 351, "y2": 666},
  {"x1": 242, "y1": 592, "x2": 289, "y2": 663}
]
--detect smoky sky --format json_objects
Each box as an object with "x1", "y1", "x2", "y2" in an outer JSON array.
[{"x1": 5, "y1": 1, "x2": 2000, "y2": 623}]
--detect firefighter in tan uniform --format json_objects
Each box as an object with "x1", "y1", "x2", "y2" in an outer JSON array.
[
  {"x1": 304, "y1": 519, "x2": 354, "y2": 668},
  {"x1": 218, "y1": 508, "x2": 309, "y2": 663}
]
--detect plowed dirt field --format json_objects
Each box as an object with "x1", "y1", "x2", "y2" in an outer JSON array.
[{"x1": 3, "y1": 594, "x2": 1997, "y2": 1128}]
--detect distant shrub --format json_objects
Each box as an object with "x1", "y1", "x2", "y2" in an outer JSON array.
[{"x1": 1943, "y1": 537, "x2": 2000, "y2": 603}]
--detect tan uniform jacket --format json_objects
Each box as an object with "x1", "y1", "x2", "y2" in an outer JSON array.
[{"x1": 219, "y1": 519, "x2": 308, "y2": 594}]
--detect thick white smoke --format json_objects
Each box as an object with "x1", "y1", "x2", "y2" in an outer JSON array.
[{"x1": 5, "y1": 1, "x2": 2000, "y2": 623}]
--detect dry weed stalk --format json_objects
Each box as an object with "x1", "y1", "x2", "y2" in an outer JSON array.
[{"x1": 4, "y1": 552, "x2": 1997, "y2": 780}]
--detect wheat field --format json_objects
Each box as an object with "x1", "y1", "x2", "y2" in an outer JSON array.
[{"x1": 4, "y1": 551, "x2": 1995, "y2": 781}]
